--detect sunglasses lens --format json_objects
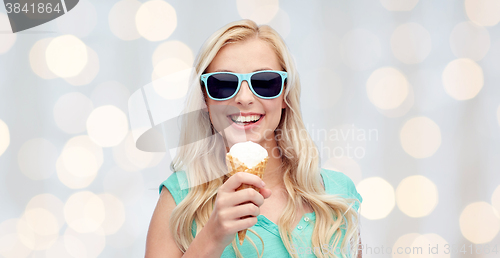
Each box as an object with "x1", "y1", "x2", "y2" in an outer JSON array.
[
  {"x1": 251, "y1": 72, "x2": 283, "y2": 98},
  {"x1": 207, "y1": 73, "x2": 239, "y2": 99}
]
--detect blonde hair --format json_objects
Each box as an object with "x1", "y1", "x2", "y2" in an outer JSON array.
[{"x1": 168, "y1": 19, "x2": 360, "y2": 258}]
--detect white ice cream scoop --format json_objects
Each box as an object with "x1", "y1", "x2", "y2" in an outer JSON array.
[{"x1": 228, "y1": 141, "x2": 268, "y2": 169}]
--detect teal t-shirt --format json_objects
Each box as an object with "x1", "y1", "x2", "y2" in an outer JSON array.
[{"x1": 159, "y1": 168, "x2": 363, "y2": 258}]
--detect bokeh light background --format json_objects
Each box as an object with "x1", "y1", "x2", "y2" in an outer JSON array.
[{"x1": 1, "y1": 0, "x2": 500, "y2": 257}]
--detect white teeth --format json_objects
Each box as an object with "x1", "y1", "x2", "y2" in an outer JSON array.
[{"x1": 230, "y1": 115, "x2": 262, "y2": 123}]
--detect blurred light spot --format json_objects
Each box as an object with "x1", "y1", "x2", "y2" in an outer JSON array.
[
  {"x1": 152, "y1": 58, "x2": 190, "y2": 79},
  {"x1": 90, "y1": 81, "x2": 131, "y2": 112},
  {"x1": 459, "y1": 202, "x2": 500, "y2": 243},
  {"x1": 340, "y1": 29, "x2": 381, "y2": 71},
  {"x1": 25, "y1": 194, "x2": 65, "y2": 231},
  {"x1": 98, "y1": 194, "x2": 126, "y2": 235},
  {"x1": 29, "y1": 38, "x2": 57, "y2": 79},
  {"x1": 46, "y1": 35, "x2": 88, "y2": 78},
  {"x1": 136, "y1": 0, "x2": 177, "y2": 42},
  {"x1": 64, "y1": 227, "x2": 105, "y2": 258},
  {"x1": 64, "y1": 46, "x2": 100, "y2": 86},
  {"x1": 267, "y1": 8, "x2": 291, "y2": 38},
  {"x1": 29, "y1": 251, "x2": 46, "y2": 258},
  {"x1": 450, "y1": 21, "x2": 490, "y2": 61},
  {"x1": 465, "y1": 0, "x2": 500, "y2": 26},
  {"x1": 56, "y1": 0, "x2": 97, "y2": 38},
  {"x1": 237, "y1": 0, "x2": 279, "y2": 24},
  {"x1": 64, "y1": 235, "x2": 87, "y2": 258},
  {"x1": 64, "y1": 135, "x2": 104, "y2": 166},
  {"x1": 392, "y1": 233, "x2": 420, "y2": 258},
  {"x1": 64, "y1": 191, "x2": 105, "y2": 233},
  {"x1": 396, "y1": 175, "x2": 438, "y2": 217},
  {"x1": 375, "y1": 82, "x2": 414, "y2": 118},
  {"x1": 152, "y1": 59, "x2": 191, "y2": 100},
  {"x1": 410, "y1": 234, "x2": 450, "y2": 258},
  {"x1": 112, "y1": 132, "x2": 164, "y2": 172},
  {"x1": 0, "y1": 219, "x2": 32, "y2": 258},
  {"x1": 391, "y1": 23, "x2": 431, "y2": 64},
  {"x1": 356, "y1": 177, "x2": 395, "y2": 220},
  {"x1": 442, "y1": 58, "x2": 484, "y2": 100},
  {"x1": 23, "y1": 208, "x2": 59, "y2": 236},
  {"x1": 45, "y1": 236, "x2": 86, "y2": 258},
  {"x1": 367, "y1": 67, "x2": 409, "y2": 110},
  {"x1": 322, "y1": 156, "x2": 362, "y2": 185},
  {"x1": 400, "y1": 117, "x2": 441, "y2": 159},
  {"x1": 152, "y1": 40, "x2": 194, "y2": 68},
  {"x1": 56, "y1": 156, "x2": 97, "y2": 189},
  {"x1": 53, "y1": 92, "x2": 94, "y2": 134},
  {"x1": 56, "y1": 135, "x2": 102, "y2": 189},
  {"x1": 380, "y1": 0, "x2": 419, "y2": 11},
  {"x1": 0, "y1": 14, "x2": 16, "y2": 54},
  {"x1": 86, "y1": 105, "x2": 129, "y2": 147},
  {"x1": 109, "y1": 0, "x2": 142, "y2": 40},
  {"x1": 492, "y1": 185, "x2": 500, "y2": 218},
  {"x1": 103, "y1": 166, "x2": 145, "y2": 204},
  {"x1": 18, "y1": 138, "x2": 58, "y2": 180},
  {"x1": 0, "y1": 119, "x2": 9, "y2": 157},
  {"x1": 17, "y1": 211, "x2": 58, "y2": 250},
  {"x1": 61, "y1": 146, "x2": 99, "y2": 178}
]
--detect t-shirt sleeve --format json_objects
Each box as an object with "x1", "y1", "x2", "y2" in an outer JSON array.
[
  {"x1": 159, "y1": 171, "x2": 190, "y2": 205},
  {"x1": 320, "y1": 168, "x2": 363, "y2": 212}
]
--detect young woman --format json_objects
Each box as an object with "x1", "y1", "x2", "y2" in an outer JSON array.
[{"x1": 146, "y1": 20, "x2": 363, "y2": 258}]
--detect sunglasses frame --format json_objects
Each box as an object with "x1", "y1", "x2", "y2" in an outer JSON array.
[{"x1": 201, "y1": 70, "x2": 287, "y2": 101}]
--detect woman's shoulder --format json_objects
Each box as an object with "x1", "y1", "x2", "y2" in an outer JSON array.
[
  {"x1": 320, "y1": 168, "x2": 363, "y2": 210},
  {"x1": 159, "y1": 170, "x2": 190, "y2": 205}
]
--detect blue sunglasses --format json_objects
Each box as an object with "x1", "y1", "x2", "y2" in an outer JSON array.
[{"x1": 201, "y1": 70, "x2": 287, "y2": 101}]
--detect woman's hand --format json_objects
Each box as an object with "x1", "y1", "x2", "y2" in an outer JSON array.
[{"x1": 205, "y1": 172, "x2": 272, "y2": 248}]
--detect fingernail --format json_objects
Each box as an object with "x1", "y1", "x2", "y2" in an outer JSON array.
[{"x1": 261, "y1": 181, "x2": 266, "y2": 187}]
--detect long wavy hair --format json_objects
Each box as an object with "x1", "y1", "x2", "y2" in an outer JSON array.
[{"x1": 168, "y1": 19, "x2": 360, "y2": 258}]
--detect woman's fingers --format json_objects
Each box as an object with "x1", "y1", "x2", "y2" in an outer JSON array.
[
  {"x1": 232, "y1": 216, "x2": 259, "y2": 233},
  {"x1": 223, "y1": 188, "x2": 265, "y2": 208},
  {"x1": 207, "y1": 171, "x2": 270, "y2": 246},
  {"x1": 259, "y1": 187, "x2": 272, "y2": 199},
  {"x1": 231, "y1": 202, "x2": 261, "y2": 218}
]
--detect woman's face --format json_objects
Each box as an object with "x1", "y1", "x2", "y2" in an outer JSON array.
[{"x1": 204, "y1": 37, "x2": 287, "y2": 149}]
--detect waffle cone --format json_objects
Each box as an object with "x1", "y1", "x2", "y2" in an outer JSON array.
[{"x1": 225, "y1": 154, "x2": 269, "y2": 245}]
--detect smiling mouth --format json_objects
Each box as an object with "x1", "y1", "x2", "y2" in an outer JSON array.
[{"x1": 228, "y1": 114, "x2": 264, "y2": 126}]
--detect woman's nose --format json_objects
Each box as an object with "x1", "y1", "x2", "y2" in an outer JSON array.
[{"x1": 234, "y1": 80, "x2": 255, "y2": 105}]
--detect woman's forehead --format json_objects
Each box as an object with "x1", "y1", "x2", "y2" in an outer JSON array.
[{"x1": 206, "y1": 38, "x2": 281, "y2": 73}]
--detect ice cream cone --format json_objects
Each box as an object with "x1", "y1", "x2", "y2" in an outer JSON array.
[{"x1": 226, "y1": 154, "x2": 269, "y2": 245}]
